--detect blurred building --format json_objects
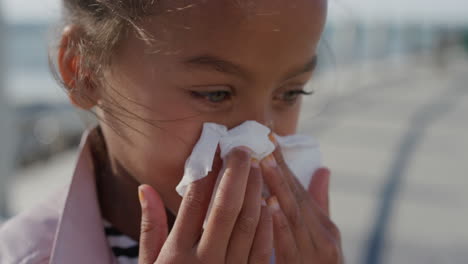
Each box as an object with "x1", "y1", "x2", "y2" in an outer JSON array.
[
  {"x1": 324, "y1": 0, "x2": 468, "y2": 67},
  {"x1": 4, "y1": 22, "x2": 85, "y2": 169}
]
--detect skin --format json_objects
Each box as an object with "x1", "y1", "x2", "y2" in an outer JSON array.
[{"x1": 59, "y1": 0, "x2": 342, "y2": 262}]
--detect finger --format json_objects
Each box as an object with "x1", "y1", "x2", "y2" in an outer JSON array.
[
  {"x1": 261, "y1": 154, "x2": 306, "y2": 232},
  {"x1": 269, "y1": 136, "x2": 331, "y2": 228},
  {"x1": 303, "y1": 169, "x2": 341, "y2": 243},
  {"x1": 295, "y1": 182, "x2": 341, "y2": 250},
  {"x1": 283, "y1": 165, "x2": 331, "y2": 225},
  {"x1": 269, "y1": 137, "x2": 339, "y2": 251},
  {"x1": 227, "y1": 162, "x2": 263, "y2": 264},
  {"x1": 198, "y1": 147, "x2": 252, "y2": 260},
  {"x1": 262, "y1": 153, "x2": 324, "y2": 258},
  {"x1": 270, "y1": 135, "x2": 330, "y2": 220},
  {"x1": 249, "y1": 205, "x2": 273, "y2": 264},
  {"x1": 269, "y1": 134, "x2": 300, "y2": 194},
  {"x1": 138, "y1": 184, "x2": 168, "y2": 264},
  {"x1": 167, "y1": 152, "x2": 222, "y2": 249},
  {"x1": 308, "y1": 167, "x2": 331, "y2": 217},
  {"x1": 303, "y1": 192, "x2": 342, "y2": 243},
  {"x1": 267, "y1": 196, "x2": 300, "y2": 263}
]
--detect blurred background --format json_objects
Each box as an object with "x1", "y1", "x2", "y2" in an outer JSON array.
[{"x1": 0, "y1": 0, "x2": 467, "y2": 263}]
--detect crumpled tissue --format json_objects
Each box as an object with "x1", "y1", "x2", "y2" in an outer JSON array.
[{"x1": 176, "y1": 121, "x2": 322, "y2": 198}]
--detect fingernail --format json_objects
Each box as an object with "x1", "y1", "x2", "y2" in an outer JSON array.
[
  {"x1": 251, "y1": 158, "x2": 260, "y2": 168},
  {"x1": 236, "y1": 146, "x2": 253, "y2": 155},
  {"x1": 267, "y1": 196, "x2": 280, "y2": 212},
  {"x1": 138, "y1": 185, "x2": 147, "y2": 209},
  {"x1": 269, "y1": 133, "x2": 279, "y2": 147},
  {"x1": 261, "y1": 154, "x2": 277, "y2": 168}
]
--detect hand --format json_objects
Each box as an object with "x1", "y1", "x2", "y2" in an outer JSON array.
[
  {"x1": 138, "y1": 147, "x2": 274, "y2": 264},
  {"x1": 260, "y1": 137, "x2": 343, "y2": 264}
]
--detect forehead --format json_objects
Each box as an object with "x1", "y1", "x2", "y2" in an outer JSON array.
[
  {"x1": 118, "y1": 0, "x2": 327, "y2": 77},
  {"x1": 154, "y1": 0, "x2": 326, "y2": 18},
  {"x1": 148, "y1": 0, "x2": 327, "y2": 37}
]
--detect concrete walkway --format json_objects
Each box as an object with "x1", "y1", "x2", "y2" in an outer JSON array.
[{"x1": 300, "y1": 56, "x2": 468, "y2": 264}]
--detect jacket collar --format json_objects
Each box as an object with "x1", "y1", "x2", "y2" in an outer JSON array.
[{"x1": 50, "y1": 128, "x2": 116, "y2": 264}]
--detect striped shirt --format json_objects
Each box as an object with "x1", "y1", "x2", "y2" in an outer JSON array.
[
  {"x1": 103, "y1": 220, "x2": 276, "y2": 264},
  {"x1": 103, "y1": 220, "x2": 139, "y2": 264}
]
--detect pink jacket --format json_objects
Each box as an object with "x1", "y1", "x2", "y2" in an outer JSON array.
[{"x1": 0, "y1": 129, "x2": 118, "y2": 264}]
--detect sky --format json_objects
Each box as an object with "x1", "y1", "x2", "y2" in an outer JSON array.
[
  {"x1": 1, "y1": 0, "x2": 61, "y2": 23},
  {"x1": 1, "y1": 0, "x2": 468, "y2": 25},
  {"x1": 328, "y1": 0, "x2": 468, "y2": 25}
]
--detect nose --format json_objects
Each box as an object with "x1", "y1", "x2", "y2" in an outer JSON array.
[{"x1": 229, "y1": 100, "x2": 275, "y2": 130}]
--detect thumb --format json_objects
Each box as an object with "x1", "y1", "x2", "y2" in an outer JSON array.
[
  {"x1": 138, "y1": 184, "x2": 168, "y2": 264},
  {"x1": 308, "y1": 167, "x2": 331, "y2": 217}
]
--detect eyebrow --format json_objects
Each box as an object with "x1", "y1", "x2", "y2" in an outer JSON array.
[
  {"x1": 183, "y1": 54, "x2": 318, "y2": 82},
  {"x1": 284, "y1": 55, "x2": 318, "y2": 81}
]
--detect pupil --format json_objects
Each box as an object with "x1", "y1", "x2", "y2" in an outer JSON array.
[
  {"x1": 211, "y1": 92, "x2": 225, "y2": 102},
  {"x1": 285, "y1": 91, "x2": 296, "y2": 100}
]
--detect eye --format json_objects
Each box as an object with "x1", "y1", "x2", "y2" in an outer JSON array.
[
  {"x1": 275, "y1": 89, "x2": 314, "y2": 103},
  {"x1": 191, "y1": 90, "x2": 232, "y2": 103}
]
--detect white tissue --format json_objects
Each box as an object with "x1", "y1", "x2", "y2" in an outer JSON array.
[{"x1": 176, "y1": 121, "x2": 322, "y2": 196}]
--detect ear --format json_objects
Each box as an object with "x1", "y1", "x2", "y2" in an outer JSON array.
[{"x1": 58, "y1": 26, "x2": 98, "y2": 110}]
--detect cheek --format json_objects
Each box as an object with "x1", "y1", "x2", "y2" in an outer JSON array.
[
  {"x1": 272, "y1": 101, "x2": 302, "y2": 136},
  {"x1": 134, "y1": 121, "x2": 204, "y2": 180},
  {"x1": 100, "y1": 95, "x2": 207, "y2": 212}
]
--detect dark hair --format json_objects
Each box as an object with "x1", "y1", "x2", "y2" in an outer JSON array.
[
  {"x1": 50, "y1": 0, "x2": 331, "y2": 138},
  {"x1": 52, "y1": 0, "x2": 157, "y2": 89},
  {"x1": 49, "y1": 0, "x2": 168, "y2": 138}
]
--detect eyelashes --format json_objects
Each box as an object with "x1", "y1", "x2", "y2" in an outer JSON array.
[
  {"x1": 191, "y1": 88, "x2": 314, "y2": 105},
  {"x1": 275, "y1": 89, "x2": 315, "y2": 102},
  {"x1": 190, "y1": 90, "x2": 232, "y2": 103},
  {"x1": 191, "y1": 89, "x2": 314, "y2": 105}
]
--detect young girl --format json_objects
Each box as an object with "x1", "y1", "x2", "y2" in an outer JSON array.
[{"x1": 0, "y1": 0, "x2": 343, "y2": 263}]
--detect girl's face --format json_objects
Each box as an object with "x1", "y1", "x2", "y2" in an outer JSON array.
[{"x1": 96, "y1": 0, "x2": 327, "y2": 213}]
